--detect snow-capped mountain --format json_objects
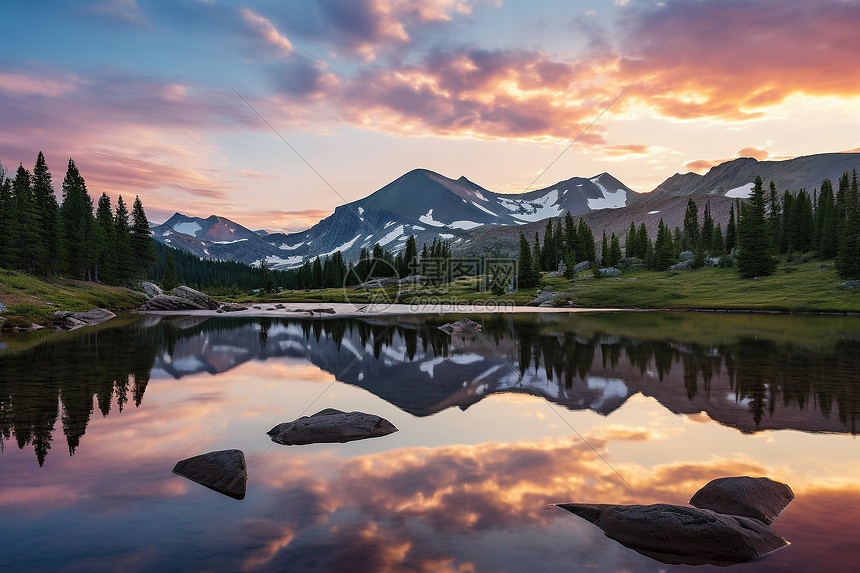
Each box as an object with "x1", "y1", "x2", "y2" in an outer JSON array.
[{"x1": 151, "y1": 168, "x2": 636, "y2": 269}]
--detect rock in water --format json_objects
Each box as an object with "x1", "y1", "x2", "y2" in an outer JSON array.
[
  {"x1": 51, "y1": 308, "x2": 116, "y2": 330},
  {"x1": 557, "y1": 503, "x2": 787, "y2": 566},
  {"x1": 438, "y1": 318, "x2": 482, "y2": 335},
  {"x1": 690, "y1": 476, "x2": 795, "y2": 524},
  {"x1": 267, "y1": 408, "x2": 398, "y2": 446},
  {"x1": 172, "y1": 449, "x2": 247, "y2": 500},
  {"x1": 142, "y1": 295, "x2": 208, "y2": 311}
]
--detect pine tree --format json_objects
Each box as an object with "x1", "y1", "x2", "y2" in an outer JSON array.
[
  {"x1": 0, "y1": 164, "x2": 18, "y2": 269},
  {"x1": 682, "y1": 198, "x2": 699, "y2": 251},
  {"x1": 95, "y1": 193, "x2": 117, "y2": 283},
  {"x1": 130, "y1": 195, "x2": 156, "y2": 280},
  {"x1": 701, "y1": 200, "x2": 714, "y2": 254},
  {"x1": 518, "y1": 232, "x2": 540, "y2": 288},
  {"x1": 161, "y1": 249, "x2": 179, "y2": 290},
  {"x1": 625, "y1": 221, "x2": 638, "y2": 258},
  {"x1": 653, "y1": 219, "x2": 674, "y2": 271},
  {"x1": 542, "y1": 219, "x2": 555, "y2": 271},
  {"x1": 711, "y1": 223, "x2": 725, "y2": 257},
  {"x1": 576, "y1": 218, "x2": 595, "y2": 263},
  {"x1": 837, "y1": 170, "x2": 860, "y2": 279},
  {"x1": 12, "y1": 164, "x2": 37, "y2": 272},
  {"x1": 563, "y1": 212, "x2": 577, "y2": 257},
  {"x1": 817, "y1": 179, "x2": 838, "y2": 259},
  {"x1": 726, "y1": 203, "x2": 737, "y2": 253},
  {"x1": 637, "y1": 223, "x2": 649, "y2": 259},
  {"x1": 609, "y1": 232, "x2": 622, "y2": 267},
  {"x1": 60, "y1": 159, "x2": 95, "y2": 279},
  {"x1": 31, "y1": 152, "x2": 62, "y2": 276},
  {"x1": 402, "y1": 235, "x2": 418, "y2": 277},
  {"x1": 737, "y1": 176, "x2": 776, "y2": 278},
  {"x1": 787, "y1": 189, "x2": 814, "y2": 253},
  {"x1": 767, "y1": 181, "x2": 782, "y2": 250},
  {"x1": 114, "y1": 195, "x2": 132, "y2": 284}
]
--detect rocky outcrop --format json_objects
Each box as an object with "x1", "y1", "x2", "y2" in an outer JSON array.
[
  {"x1": 689, "y1": 476, "x2": 795, "y2": 524},
  {"x1": 678, "y1": 250, "x2": 695, "y2": 262},
  {"x1": 172, "y1": 449, "x2": 247, "y2": 500},
  {"x1": 267, "y1": 408, "x2": 398, "y2": 445},
  {"x1": 527, "y1": 288, "x2": 574, "y2": 307},
  {"x1": 51, "y1": 308, "x2": 116, "y2": 331},
  {"x1": 438, "y1": 318, "x2": 483, "y2": 335},
  {"x1": 557, "y1": 503, "x2": 787, "y2": 566},
  {"x1": 357, "y1": 278, "x2": 399, "y2": 288},
  {"x1": 398, "y1": 275, "x2": 428, "y2": 286},
  {"x1": 668, "y1": 261, "x2": 692, "y2": 271},
  {"x1": 0, "y1": 302, "x2": 8, "y2": 313},
  {"x1": 142, "y1": 295, "x2": 208, "y2": 311},
  {"x1": 139, "y1": 282, "x2": 163, "y2": 299},
  {"x1": 598, "y1": 267, "x2": 621, "y2": 277},
  {"x1": 573, "y1": 261, "x2": 591, "y2": 273},
  {"x1": 547, "y1": 260, "x2": 567, "y2": 278},
  {"x1": 840, "y1": 280, "x2": 860, "y2": 288},
  {"x1": 172, "y1": 286, "x2": 220, "y2": 310}
]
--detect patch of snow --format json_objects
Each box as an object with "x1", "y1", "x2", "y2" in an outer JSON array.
[
  {"x1": 502, "y1": 190, "x2": 565, "y2": 222},
  {"x1": 203, "y1": 248, "x2": 209, "y2": 255},
  {"x1": 378, "y1": 225, "x2": 405, "y2": 246},
  {"x1": 420, "y1": 356, "x2": 444, "y2": 378},
  {"x1": 474, "y1": 191, "x2": 488, "y2": 201},
  {"x1": 647, "y1": 210, "x2": 660, "y2": 215},
  {"x1": 449, "y1": 353, "x2": 484, "y2": 365},
  {"x1": 279, "y1": 241, "x2": 304, "y2": 251},
  {"x1": 357, "y1": 207, "x2": 364, "y2": 215},
  {"x1": 587, "y1": 376, "x2": 628, "y2": 409},
  {"x1": 471, "y1": 201, "x2": 497, "y2": 216},
  {"x1": 171, "y1": 356, "x2": 204, "y2": 373},
  {"x1": 162, "y1": 231, "x2": 170, "y2": 237},
  {"x1": 726, "y1": 183, "x2": 754, "y2": 199},
  {"x1": 384, "y1": 221, "x2": 395, "y2": 228},
  {"x1": 449, "y1": 220, "x2": 482, "y2": 230},
  {"x1": 412, "y1": 225, "x2": 425, "y2": 231},
  {"x1": 173, "y1": 221, "x2": 202, "y2": 236},
  {"x1": 318, "y1": 234, "x2": 361, "y2": 258},
  {"x1": 419, "y1": 208, "x2": 446, "y2": 227},
  {"x1": 439, "y1": 233, "x2": 454, "y2": 239},
  {"x1": 340, "y1": 339, "x2": 363, "y2": 361},
  {"x1": 252, "y1": 255, "x2": 303, "y2": 268},
  {"x1": 588, "y1": 178, "x2": 628, "y2": 210},
  {"x1": 212, "y1": 238, "x2": 248, "y2": 244}
]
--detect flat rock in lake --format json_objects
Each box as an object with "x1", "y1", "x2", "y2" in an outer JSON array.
[
  {"x1": 557, "y1": 502, "x2": 787, "y2": 566},
  {"x1": 438, "y1": 318, "x2": 482, "y2": 335},
  {"x1": 690, "y1": 476, "x2": 795, "y2": 524},
  {"x1": 52, "y1": 308, "x2": 116, "y2": 330},
  {"x1": 172, "y1": 449, "x2": 247, "y2": 500},
  {"x1": 267, "y1": 408, "x2": 398, "y2": 446}
]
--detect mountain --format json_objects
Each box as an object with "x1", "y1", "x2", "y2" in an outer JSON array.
[
  {"x1": 151, "y1": 168, "x2": 636, "y2": 269},
  {"x1": 640, "y1": 152, "x2": 860, "y2": 202}
]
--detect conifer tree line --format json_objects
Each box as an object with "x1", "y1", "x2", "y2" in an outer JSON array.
[
  {"x1": 0, "y1": 153, "x2": 156, "y2": 283},
  {"x1": 516, "y1": 169, "x2": 860, "y2": 282}
]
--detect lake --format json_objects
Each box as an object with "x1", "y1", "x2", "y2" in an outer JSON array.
[{"x1": 1, "y1": 311, "x2": 859, "y2": 572}]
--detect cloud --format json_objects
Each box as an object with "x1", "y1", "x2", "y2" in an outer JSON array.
[
  {"x1": 240, "y1": 8, "x2": 294, "y2": 56},
  {"x1": 683, "y1": 144, "x2": 797, "y2": 173}
]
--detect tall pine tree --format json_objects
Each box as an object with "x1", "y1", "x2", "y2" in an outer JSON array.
[
  {"x1": 737, "y1": 176, "x2": 776, "y2": 278},
  {"x1": 130, "y1": 195, "x2": 156, "y2": 279},
  {"x1": 32, "y1": 152, "x2": 62, "y2": 276},
  {"x1": 114, "y1": 195, "x2": 133, "y2": 284}
]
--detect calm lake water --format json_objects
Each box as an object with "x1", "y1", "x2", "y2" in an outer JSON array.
[{"x1": 1, "y1": 311, "x2": 859, "y2": 572}]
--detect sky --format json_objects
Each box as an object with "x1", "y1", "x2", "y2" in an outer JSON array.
[{"x1": 3, "y1": 0, "x2": 860, "y2": 232}]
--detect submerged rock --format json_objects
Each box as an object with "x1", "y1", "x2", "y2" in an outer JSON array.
[
  {"x1": 438, "y1": 318, "x2": 483, "y2": 335},
  {"x1": 172, "y1": 449, "x2": 247, "y2": 500},
  {"x1": 690, "y1": 476, "x2": 795, "y2": 524},
  {"x1": 557, "y1": 502, "x2": 787, "y2": 566},
  {"x1": 267, "y1": 408, "x2": 398, "y2": 446}
]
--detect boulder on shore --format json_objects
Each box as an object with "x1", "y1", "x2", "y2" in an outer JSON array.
[
  {"x1": 690, "y1": 476, "x2": 795, "y2": 524},
  {"x1": 172, "y1": 449, "x2": 247, "y2": 500},
  {"x1": 598, "y1": 267, "x2": 622, "y2": 277},
  {"x1": 171, "y1": 286, "x2": 221, "y2": 310},
  {"x1": 52, "y1": 308, "x2": 116, "y2": 331},
  {"x1": 139, "y1": 282, "x2": 163, "y2": 299},
  {"x1": 142, "y1": 295, "x2": 208, "y2": 311},
  {"x1": 557, "y1": 502, "x2": 787, "y2": 566},
  {"x1": 267, "y1": 408, "x2": 398, "y2": 445},
  {"x1": 438, "y1": 318, "x2": 483, "y2": 335}
]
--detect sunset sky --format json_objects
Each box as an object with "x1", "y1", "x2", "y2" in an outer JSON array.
[{"x1": 4, "y1": 0, "x2": 860, "y2": 232}]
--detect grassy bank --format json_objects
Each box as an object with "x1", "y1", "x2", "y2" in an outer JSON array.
[
  {"x1": 0, "y1": 269, "x2": 145, "y2": 328},
  {"x1": 227, "y1": 258, "x2": 859, "y2": 313}
]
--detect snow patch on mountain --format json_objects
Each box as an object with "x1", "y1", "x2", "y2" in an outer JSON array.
[
  {"x1": 475, "y1": 191, "x2": 488, "y2": 201},
  {"x1": 471, "y1": 201, "x2": 497, "y2": 216},
  {"x1": 174, "y1": 221, "x2": 202, "y2": 236},
  {"x1": 726, "y1": 183, "x2": 754, "y2": 198},
  {"x1": 252, "y1": 255, "x2": 303, "y2": 268},
  {"x1": 499, "y1": 190, "x2": 565, "y2": 222},
  {"x1": 378, "y1": 224, "x2": 405, "y2": 246},
  {"x1": 318, "y1": 234, "x2": 361, "y2": 258},
  {"x1": 279, "y1": 241, "x2": 304, "y2": 250},
  {"x1": 449, "y1": 220, "x2": 481, "y2": 230},
  {"x1": 589, "y1": 177, "x2": 628, "y2": 209},
  {"x1": 419, "y1": 209, "x2": 445, "y2": 227},
  {"x1": 212, "y1": 238, "x2": 248, "y2": 245}
]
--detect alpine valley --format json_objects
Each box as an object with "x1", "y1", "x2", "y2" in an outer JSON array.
[{"x1": 150, "y1": 152, "x2": 860, "y2": 269}]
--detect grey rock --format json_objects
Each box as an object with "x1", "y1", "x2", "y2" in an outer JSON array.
[
  {"x1": 142, "y1": 295, "x2": 208, "y2": 311},
  {"x1": 219, "y1": 302, "x2": 248, "y2": 312},
  {"x1": 573, "y1": 261, "x2": 591, "y2": 273},
  {"x1": 172, "y1": 449, "x2": 247, "y2": 500},
  {"x1": 690, "y1": 476, "x2": 795, "y2": 525},
  {"x1": 439, "y1": 318, "x2": 483, "y2": 335},
  {"x1": 526, "y1": 287, "x2": 555, "y2": 306},
  {"x1": 557, "y1": 502, "x2": 787, "y2": 566},
  {"x1": 52, "y1": 308, "x2": 116, "y2": 331},
  {"x1": 679, "y1": 250, "x2": 695, "y2": 262},
  {"x1": 0, "y1": 302, "x2": 7, "y2": 313},
  {"x1": 139, "y1": 281, "x2": 163, "y2": 299},
  {"x1": 311, "y1": 308, "x2": 336, "y2": 314},
  {"x1": 267, "y1": 408, "x2": 398, "y2": 445},
  {"x1": 171, "y1": 286, "x2": 221, "y2": 310},
  {"x1": 548, "y1": 260, "x2": 568, "y2": 277},
  {"x1": 668, "y1": 261, "x2": 693, "y2": 271},
  {"x1": 398, "y1": 275, "x2": 428, "y2": 286},
  {"x1": 704, "y1": 257, "x2": 721, "y2": 267},
  {"x1": 598, "y1": 267, "x2": 622, "y2": 277},
  {"x1": 357, "y1": 278, "x2": 399, "y2": 288},
  {"x1": 840, "y1": 280, "x2": 860, "y2": 288},
  {"x1": 546, "y1": 270, "x2": 564, "y2": 278}
]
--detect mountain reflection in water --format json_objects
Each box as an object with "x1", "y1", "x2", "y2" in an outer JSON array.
[{"x1": 2, "y1": 312, "x2": 858, "y2": 465}]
